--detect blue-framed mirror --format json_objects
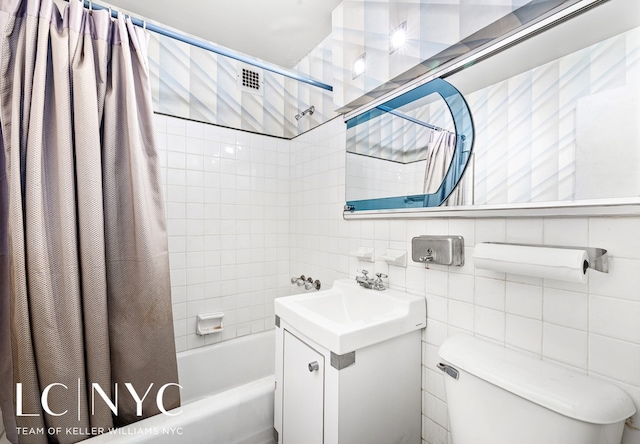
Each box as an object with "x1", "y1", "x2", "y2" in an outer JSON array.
[{"x1": 344, "y1": 78, "x2": 474, "y2": 213}]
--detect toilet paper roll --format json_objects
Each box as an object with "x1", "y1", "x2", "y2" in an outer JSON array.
[{"x1": 473, "y1": 243, "x2": 589, "y2": 284}]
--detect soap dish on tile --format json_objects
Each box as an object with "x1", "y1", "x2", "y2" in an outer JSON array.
[
  {"x1": 379, "y1": 249, "x2": 407, "y2": 267},
  {"x1": 196, "y1": 312, "x2": 224, "y2": 335},
  {"x1": 350, "y1": 247, "x2": 375, "y2": 262}
]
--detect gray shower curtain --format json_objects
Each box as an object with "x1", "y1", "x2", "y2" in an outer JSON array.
[{"x1": 0, "y1": 1, "x2": 179, "y2": 443}]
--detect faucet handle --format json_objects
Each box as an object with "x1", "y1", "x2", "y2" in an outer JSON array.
[
  {"x1": 360, "y1": 269, "x2": 369, "y2": 277},
  {"x1": 373, "y1": 272, "x2": 387, "y2": 291},
  {"x1": 304, "y1": 281, "x2": 313, "y2": 290}
]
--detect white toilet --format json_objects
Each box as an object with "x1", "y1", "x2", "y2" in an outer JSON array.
[{"x1": 438, "y1": 334, "x2": 636, "y2": 444}]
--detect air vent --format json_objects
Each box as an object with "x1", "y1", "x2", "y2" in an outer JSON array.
[
  {"x1": 237, "y1": 64, "x2": 263, "y2": 95},
  {"x1": 242, "y1": 68, "x2": 260, "y2": 90}
]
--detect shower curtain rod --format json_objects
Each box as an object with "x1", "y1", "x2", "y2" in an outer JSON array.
[
  {"x1": 378, "y1": 106, "x2": 465, "y2": 140},
  {"x1": 67, "y1": 0, "x2": 334, "y2": 92},
  {"x1": 378, "y1": 106, "x2": 447, "y2": 132}
]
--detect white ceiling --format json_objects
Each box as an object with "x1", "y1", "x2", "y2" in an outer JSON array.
[{"x1": 105, "y1": 0, "x2": 343, "y2": 68}]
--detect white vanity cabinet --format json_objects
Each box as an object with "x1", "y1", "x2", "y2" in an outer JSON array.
[
  {"x1": 281, "y1": 330, "x2": 325, "y2": 444},
  {"x1": 274, "y1": 319, "x2": 422, "y2": 444}
]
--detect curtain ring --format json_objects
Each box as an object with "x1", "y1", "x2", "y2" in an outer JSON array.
[
  {"x1": 88, "y1": 0, "x2": 92, "y2": 12},
  {"x1": 143, "y1": 20, "x2": 147, "y2": 30},
  {"x1": 107, "y1": 6, "x2": 112, "y2": 17}
]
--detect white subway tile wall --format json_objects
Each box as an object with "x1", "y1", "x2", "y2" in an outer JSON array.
[
  {"x1": 156, "y1": 114, "x2": 291, "y2": 352},
  {"x1": 289, "y1": 117, "x2": 640, "y2": 444},
  {"x1": 157, "y1": 113, "x2": 640, "y2": 443}
]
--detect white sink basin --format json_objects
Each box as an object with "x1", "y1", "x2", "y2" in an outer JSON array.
[{"x1": 275, "y1": 278, "x2": 426, "y2": 354}]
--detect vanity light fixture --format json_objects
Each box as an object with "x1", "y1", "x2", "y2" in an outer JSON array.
[
  {"x1": 390, "y1": 21, "x2": 407, "y2": 53},
  {"x1": 352, "y1": 53, "x2": 366, "y2": 79}
]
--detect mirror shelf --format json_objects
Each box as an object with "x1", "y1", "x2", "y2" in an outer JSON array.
[{"x1": 343, "y1": 198, "x2": 640, "y2": 220}]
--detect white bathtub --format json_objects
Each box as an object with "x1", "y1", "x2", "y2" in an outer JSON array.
[{"x1": 88, "y1": 330, "x2": 276, "y2": 444}]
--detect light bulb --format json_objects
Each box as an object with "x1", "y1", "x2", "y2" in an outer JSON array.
[
  {"x1": 352, "y1": 53, "x2": 366, "y2": 79},
  {"x1": 390, "y1": 22, "x2": 407, "y2": 53},
  {"x1": 391, "y1": 29, "x2": 406, "y2": 50}
]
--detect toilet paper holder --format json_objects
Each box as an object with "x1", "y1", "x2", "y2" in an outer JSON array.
[{"x1": 487, "y1": 242, "x2": 609, "y2": 273}]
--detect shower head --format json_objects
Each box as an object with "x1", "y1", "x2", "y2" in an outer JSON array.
[{"x1": 295, "y1": 105, "x2": 315, "y2": 122}]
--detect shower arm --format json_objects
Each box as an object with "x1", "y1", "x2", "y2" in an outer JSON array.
[{"x1": 295, "y1": 106, "x2": 315, "y2": 121}]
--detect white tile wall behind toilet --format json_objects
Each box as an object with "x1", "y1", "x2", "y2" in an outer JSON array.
[
  {"x1": 154, "y1": 115, "x2": 291, "y2": 352},
  {"x1": 289, "y1": 117, "x2": 640, "y2": 444}
]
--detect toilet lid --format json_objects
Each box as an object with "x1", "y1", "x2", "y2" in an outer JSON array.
[{"x1": 439, "y1": 333, "x2": 636, "y2": 424}]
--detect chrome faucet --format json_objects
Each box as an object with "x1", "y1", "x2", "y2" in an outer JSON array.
[
  {"x1": 355, "y1": 270, "x2": 387, "y2": 291},
  {"x1": 355, "y1": 270, "x2": 374, "y2": 288}
]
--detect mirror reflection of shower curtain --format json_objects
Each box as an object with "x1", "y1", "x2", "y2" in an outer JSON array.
[{"x1": 423, "y1": 131, "x2": 465, "y2": 206}]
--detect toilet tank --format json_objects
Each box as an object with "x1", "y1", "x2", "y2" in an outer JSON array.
[{"x1": 438, "y1": 334, "x2": 636, "y2": 444}]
